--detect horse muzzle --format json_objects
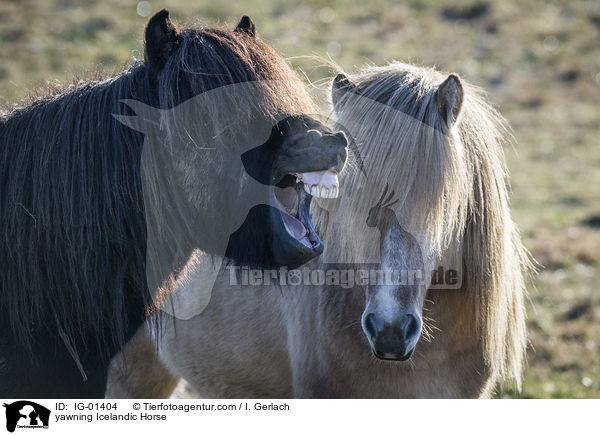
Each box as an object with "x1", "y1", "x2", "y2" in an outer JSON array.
[{"x1": 362, "y1": 311, "x2": 422, "y2": 361}]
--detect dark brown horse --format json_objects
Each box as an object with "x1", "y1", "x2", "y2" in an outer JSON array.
[{"x1": 0, "y1": 10, "x2": 347, "y2": 398}]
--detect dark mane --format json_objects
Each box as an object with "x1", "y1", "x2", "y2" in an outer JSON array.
[
  {"x1": 0, "y1": 64, "x2": 149, "y2": 351},
  {"x1": 0, "y1": 21, "x2": 307, "y2": 354}
]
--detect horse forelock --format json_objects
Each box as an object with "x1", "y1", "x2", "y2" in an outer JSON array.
[
  {"x1": 327, "y1": 63, "x2": 471, "y2": 259},
  {"x1": 326, "y1": 61, "x2": 529, "y2": 389}
]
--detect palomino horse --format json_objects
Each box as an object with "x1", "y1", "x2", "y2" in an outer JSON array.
[{"x1": 107, "y1": 62, "x2": 529, "y2": 398}]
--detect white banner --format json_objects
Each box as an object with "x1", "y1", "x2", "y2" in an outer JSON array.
[{"x1": 0, "y1": 399, "x2": 597, "y2": 435}]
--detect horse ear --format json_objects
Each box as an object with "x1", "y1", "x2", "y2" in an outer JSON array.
[
  {"x1": 144, "y1": 9, "x2": 180, "y2": 75},
  {"x1": 234, "y1": 15, "x2": 257, "y2": 37},
  {"x1": 332, "y1": 73, "x2": 356, "y2": 107},
  {"x1": 436, "y1": 74, "x2": 464, "y2": 127}
]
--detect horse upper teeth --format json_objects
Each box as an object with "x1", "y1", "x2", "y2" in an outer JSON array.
[
  {"x1": 295, "y1": 170, "x2": 340, "y2": 199},
  {"x1": 302, "y1": 183, "x2": 340, "y2": 198}
]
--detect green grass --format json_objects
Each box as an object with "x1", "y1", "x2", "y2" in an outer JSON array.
[{"x1": 1, "y1": 0, "x2": 598, "y2": 398}]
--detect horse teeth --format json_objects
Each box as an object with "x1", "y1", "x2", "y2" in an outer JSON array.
[{"x1": 301, "y1": 181, "x2": 339, "y2": 199}]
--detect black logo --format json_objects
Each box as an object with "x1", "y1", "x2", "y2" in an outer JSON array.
[{"x1": 3, "y1": 401, "x2": 50, "y2": 433}]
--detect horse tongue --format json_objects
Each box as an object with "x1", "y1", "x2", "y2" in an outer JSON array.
[{"x1": 281, "y1": 212, "x2": 306, "y2": 239}]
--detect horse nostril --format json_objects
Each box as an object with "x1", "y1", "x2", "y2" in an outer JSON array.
[
  {"x1": 363, "y1": 312, "x2": 382, "y2": 340},
  {"x1": 401, "y1": 314, "x2": 421, "y2": 343}
]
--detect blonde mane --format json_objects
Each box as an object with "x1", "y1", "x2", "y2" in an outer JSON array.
[{"x1": 326, "y1": 62, "x2": 529, "y2": 388}]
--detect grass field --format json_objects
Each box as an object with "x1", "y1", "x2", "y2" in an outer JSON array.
[{"x1": 1, "y1": 0, "x2": 598, "y2": 398}]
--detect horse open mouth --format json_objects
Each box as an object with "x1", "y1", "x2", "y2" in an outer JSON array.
[{"x1": 271, "y1": 170, "x2": 339, "y2": 267}]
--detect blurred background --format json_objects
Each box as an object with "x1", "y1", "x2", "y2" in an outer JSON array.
[{"x1": 1, "y1": 0, "x2": 598, "y2": 398}]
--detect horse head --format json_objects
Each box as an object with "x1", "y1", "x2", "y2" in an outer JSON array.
[{"x1": 329, "y1": 68, "x2": 471, "y2": 362}]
